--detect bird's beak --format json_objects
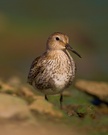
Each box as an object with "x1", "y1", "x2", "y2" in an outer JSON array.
[{"x1": 66, "y1": 44, "x2": 81, "y2": 58}]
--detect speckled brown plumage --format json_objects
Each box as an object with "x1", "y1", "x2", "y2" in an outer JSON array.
[{"x1": 27, "y1": 32, "x2": 81, "y2": 108}]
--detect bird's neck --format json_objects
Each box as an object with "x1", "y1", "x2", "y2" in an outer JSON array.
[{"x1": 46, "y1": 49, "x2": 72, "y2": 60}]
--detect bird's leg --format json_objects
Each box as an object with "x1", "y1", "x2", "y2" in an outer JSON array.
[
  {"x1": 45, "y1": 95, "x2": 48, "y2": 101},
  {"x1": 60, "y1": 94, "x2": 63, "y2": 109}
]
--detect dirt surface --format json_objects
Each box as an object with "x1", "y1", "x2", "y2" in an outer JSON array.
[
  {"x1": 0, "y1": 120, "x2": 81, "y2": 135},
  {"x1": 0, "y1": 78, "x2": 108, "y2": 135},
  {"x1": 0, "y1": 79, "x2": 85, "y2": 135}
]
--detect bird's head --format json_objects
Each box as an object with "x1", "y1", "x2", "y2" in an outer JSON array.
[{"x1": 46, "y1": 32, "x2": 81, "y2": 58}]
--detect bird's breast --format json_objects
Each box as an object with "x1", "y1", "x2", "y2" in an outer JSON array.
[
  {"x1": 45, "y1": 50, "x2": 76, "y2": 90},
  {"x1": 34, "y1": 50, "x2": 76, "y2": 94}
]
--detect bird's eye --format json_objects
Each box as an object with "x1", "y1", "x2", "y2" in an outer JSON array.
[{"x1": 56, "y1": 37, "x2": 60, "y2": 41}]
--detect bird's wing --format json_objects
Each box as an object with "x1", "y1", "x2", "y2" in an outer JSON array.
[{"x1": 27, "y1": 56, "x2": 41, "y2": 85}]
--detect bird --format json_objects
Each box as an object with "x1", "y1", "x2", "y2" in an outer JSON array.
[{"x1": 27, "y1": 32, "x2": 81, "y2": 109}]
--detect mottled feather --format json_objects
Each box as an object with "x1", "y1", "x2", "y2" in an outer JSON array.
[
  {"x1": 27, "y1": 56, "x2": 41, "y2": 85},
  {"x1": 27, "y1": 32, "x2": 81, "y2": 107}
]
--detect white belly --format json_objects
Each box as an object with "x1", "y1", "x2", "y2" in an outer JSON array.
[{"x1": 53, "y1": 73, "x2": 70, "y2": 90}]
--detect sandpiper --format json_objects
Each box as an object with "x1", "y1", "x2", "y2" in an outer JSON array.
[{"x1": 27, "y1": 32, "x2": 81, "y2": 108}]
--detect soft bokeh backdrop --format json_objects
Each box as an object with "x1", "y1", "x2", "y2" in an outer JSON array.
[{"x1": 0, "y1": 0, "x2": 108, "y2": 81}]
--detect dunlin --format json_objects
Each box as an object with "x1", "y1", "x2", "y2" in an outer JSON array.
[{"x1": 27, "y1": 32, "x2": 81, "y2": 108}]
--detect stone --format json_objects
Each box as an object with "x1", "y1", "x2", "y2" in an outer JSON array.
[
  {"x1": 29, "y1": 96, "x2": 63, "y2": 118},
  {"x1": 0, "y1": 94, "x2": 33, "y2": 120},
  {"x1": 19, "y1": 86, "x2": 35, "y2": 97},
  {"x1": 0, "y1": 80, "x2": 17, "y2": 94},
  {"x1": 75, "y1": 79, "x2": 108, "y2": 102}
]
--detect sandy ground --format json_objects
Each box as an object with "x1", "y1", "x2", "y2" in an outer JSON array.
[{"x1": 0, "y1": 120, "x2": 81, "y2": 135}]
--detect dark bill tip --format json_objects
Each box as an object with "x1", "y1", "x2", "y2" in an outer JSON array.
[
  {"x1": 66, "y1": 44, "x2": 82, "y2": 58},
  {"x1": 71, "y1": 49, "x2": 82, "y2": 58}
]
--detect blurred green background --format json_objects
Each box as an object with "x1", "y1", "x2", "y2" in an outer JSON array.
[{"x1": 0, "y1": 0, "x2": 108, "y2": 81}]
